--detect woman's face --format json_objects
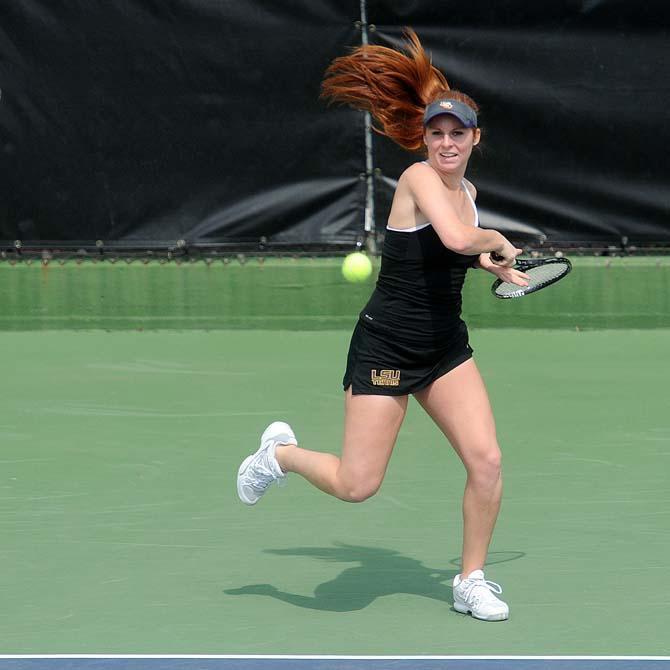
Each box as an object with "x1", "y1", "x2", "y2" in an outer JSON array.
[{"x1": 424, "y1": 115, "x2": 481, "y2": 173}]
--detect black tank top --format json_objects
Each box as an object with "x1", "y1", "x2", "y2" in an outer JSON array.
[{"x1": 360, "y1": 222, "x2": 478, "y2": 344}]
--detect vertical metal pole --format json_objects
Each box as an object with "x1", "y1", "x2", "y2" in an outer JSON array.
[{"x1": 359, "y1": 0, "x2": 376, "y2": 252}]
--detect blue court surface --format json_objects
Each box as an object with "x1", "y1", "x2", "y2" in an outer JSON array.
[{"x1": 1, "y1": 658, "x2": 669, "y2": 670}]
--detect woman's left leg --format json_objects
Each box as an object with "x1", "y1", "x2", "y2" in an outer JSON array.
[{"x1": 413, "y1": 358, "x2": 502, "y2": 577}]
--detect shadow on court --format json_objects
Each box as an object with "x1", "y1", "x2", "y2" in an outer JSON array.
[{"x1": 224, "y1": 544, "x2": 524, "y2": 612}]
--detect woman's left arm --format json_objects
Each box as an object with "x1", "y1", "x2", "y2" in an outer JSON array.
[
  {"x1": 467, "y1": 178, "x2": 529, "y2": 287},
  {"x1": 475, "y1": 252, "x2": 530, "y2": 287}
]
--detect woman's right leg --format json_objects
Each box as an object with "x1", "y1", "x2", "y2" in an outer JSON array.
[{"x1": 276, "y1": 388, "x2": 408, "y2": 502}]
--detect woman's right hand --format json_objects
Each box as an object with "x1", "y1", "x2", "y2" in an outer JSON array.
[{"x1": 491, "y1": 239, "x2": 523, "y2": 267}]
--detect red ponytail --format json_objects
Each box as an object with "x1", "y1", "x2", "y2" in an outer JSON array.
[{"x1": 321, "y1": 28, "x2": 478, "y2": 152}]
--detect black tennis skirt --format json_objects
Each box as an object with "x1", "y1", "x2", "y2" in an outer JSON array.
[{"x1": 342, "y1": 318, "x2": 473, "y2": 396}]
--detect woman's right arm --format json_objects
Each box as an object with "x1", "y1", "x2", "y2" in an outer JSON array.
[{"x1": 406, "y1": 164, "x2": 520, "y2": 266}]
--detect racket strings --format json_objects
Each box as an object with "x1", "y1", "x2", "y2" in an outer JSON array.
[{"x1": 494, "y1": 261, "x2": 569, "y2": 297}]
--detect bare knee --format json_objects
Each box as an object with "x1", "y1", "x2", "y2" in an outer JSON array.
[
  {"x1": 466, "y1": 444, "x2": 502, "y2": 487},
  {"x1": 337, "y1": 478, "x2": 382, "y2": 503}
]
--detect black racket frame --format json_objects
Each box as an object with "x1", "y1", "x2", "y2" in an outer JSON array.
[{"x1": 491, "y1": 257, "x2": 572, "y2": 299}]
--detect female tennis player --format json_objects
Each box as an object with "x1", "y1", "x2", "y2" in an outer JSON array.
[{"x1": 236, "y1": 29, "x2": 529, "y2": 622}]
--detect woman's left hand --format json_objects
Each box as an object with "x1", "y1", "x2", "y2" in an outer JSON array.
[
  {"x1": 492, "y1": 265, "x2": 530, "y2": 287},
  {"x1": 476, "y1": 253, "x2": 530, "y2": 287}
]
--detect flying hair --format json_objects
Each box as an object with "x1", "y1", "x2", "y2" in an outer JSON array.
[{"x1": 321, "y1": 28, "x2": 479, "y2": 152}]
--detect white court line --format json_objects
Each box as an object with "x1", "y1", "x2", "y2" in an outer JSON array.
[{"x1": 0, "y1": 654, "x2": 670, "y2": 661}]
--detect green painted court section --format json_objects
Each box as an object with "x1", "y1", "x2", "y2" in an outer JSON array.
[
  {"x1": 1, "y1": 256, "x2": 669, "y2": 330},
  {"x1": 2, "y1": 325, "x2": 669, "y2": 655}
]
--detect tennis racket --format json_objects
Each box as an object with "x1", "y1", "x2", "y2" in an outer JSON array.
[{"x1": 490, "y1": 256, "x2": 572, "y2": 299}]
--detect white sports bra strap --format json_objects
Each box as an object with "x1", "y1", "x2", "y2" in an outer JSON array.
[{"x1": 461, "y1": 179, "x2": 479, "y2": 228}]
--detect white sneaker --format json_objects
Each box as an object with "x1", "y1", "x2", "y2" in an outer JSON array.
[
  {"x1": 453, "y1": 569, "x2": 509, "y2": 621},
  {"x1": 237, "y1": 421, "x2": 296, "y2": 505}
]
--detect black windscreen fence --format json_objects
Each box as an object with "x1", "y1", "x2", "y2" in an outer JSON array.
[{"x1": 0, "y1": 1, "x2": 668, "y2": 252}]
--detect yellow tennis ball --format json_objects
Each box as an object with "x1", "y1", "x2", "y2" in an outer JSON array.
[{"x1": 342, "y1": 252, "x2": 372, "y2": 283}]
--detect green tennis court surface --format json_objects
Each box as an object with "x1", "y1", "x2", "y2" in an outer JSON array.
[
  {"x1": 2, "y1": 326, "x2": 668, "y2": 656},
  {"x1": 0, "y1": 657, "x2": 668, "y2": 670}
]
